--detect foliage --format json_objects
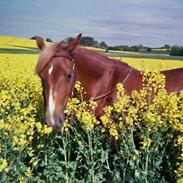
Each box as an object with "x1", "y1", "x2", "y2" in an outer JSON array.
[
  {"x1": 46, "y1": 38, "x2": 53, "y2": 42},
  {"x1": 164, "y1": 44, "x2": 171, "y2": 49},
  {"x1": 66, "y1": 36, "x2": 100, "y2": 47},
  {"x1": 99, "y1": 41, "x2": 108, "y2": 49},
  {"x1": 108, "y1": 44, "x2": 144, "y2": 52},
  {"x1": 170, "y1": 46, "x2": 183, "y2": 56}
]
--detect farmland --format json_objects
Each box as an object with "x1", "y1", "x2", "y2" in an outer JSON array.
[{"x1": 0, "y1": 35, "x2": 183, "y2": 182}]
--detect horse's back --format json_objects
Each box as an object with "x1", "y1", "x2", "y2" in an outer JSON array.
[{"x1": 162, "y1": 68, "x2": 183, "y2": 92}]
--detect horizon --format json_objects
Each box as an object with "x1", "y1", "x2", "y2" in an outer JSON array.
[{"x1": 0, "y1": 0, "x2": 183, "y2": 47}]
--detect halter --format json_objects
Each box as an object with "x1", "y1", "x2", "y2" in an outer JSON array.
[
  {"x1": 52, "y1": 53, "x2": 133, "y2": 101},
  {"x1": 92, "y1": 68, "x2": 133, "y2": 101}
]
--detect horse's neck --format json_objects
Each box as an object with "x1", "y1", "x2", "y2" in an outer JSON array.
[
  {"x1": 73, "y1": 47, "x2": 107, "y2": 79},
  {"x1": 73, "y1": 47, "x2": 137, "y2": 90}
]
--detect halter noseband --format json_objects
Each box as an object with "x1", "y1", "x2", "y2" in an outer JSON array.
[
  {"x1": 54, "y1": 53, "x2": 74, "y2": 62},
  {"x1": 53, "y1": 53, "x2": 75, "y2": 71}
]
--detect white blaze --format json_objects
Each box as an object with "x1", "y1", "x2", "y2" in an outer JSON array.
[
  {"x1": 49, "y1": 89, "x2": 55, "y2": 125},
  {"x1": 48, "y1": 65, "x2": 56, "y2": 125}
]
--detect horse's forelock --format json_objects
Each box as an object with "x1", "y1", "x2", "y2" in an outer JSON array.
[{"x1": 35, "y1": 43, "x2": 60, "y2": 75}]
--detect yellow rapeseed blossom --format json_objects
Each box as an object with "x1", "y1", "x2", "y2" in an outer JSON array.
[
  {"x1": 75, "y1": 81, "x2": 82, "y2": 92},
  {"x1": 25, "y1": 167, "x2": 31, "y2": 177},
  {"x1": 109, "y1": 126, "x2": 119, "y2": 140},
  {"x1": 0, "y1": 158, "x2": 8, "y2": 172},
  {"x1": 43, "y1": 125, "x2": 53, "y2": 135},
  {"x1": 140, "y1": 138, "x2": 152, "y2": 150}
]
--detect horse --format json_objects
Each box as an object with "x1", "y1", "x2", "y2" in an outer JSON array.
[{"x1": 35, "y1": 34, "x2": 183, "y2": 132}]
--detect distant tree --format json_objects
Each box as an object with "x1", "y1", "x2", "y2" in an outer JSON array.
[
  {"x1": 108, "y1": 45, "x2": 124, "y2": 51},
  {"x1": 80, "y1": 36, "x2": 99, "y2": 47},
  {"x1": 93, "y1": 40, "x2": 99, "y2": 47},
  {"x1": 81, "y1": 39, "x2": 93, "y2": 46},
  {"x1": 46, "y1": 38, "x2": 53, "y2": 42},
  {"x1": 131, "y1": 45, "x2": 139, "y2": 52},
  {"x1": 30, "y1": 36, "x2": 42, "y2": 40},
  {"x1": 99, "y1": 41, "x2": 108, "y2": 49},
  {"x1": 65, "y1": 36, "x2": 99, "y2": 47},
  {"x1": 138, "y1": 44, "x2": 144, "y2": 49},
  {"x1": 164, "y1": 44, "x2": 170, "y2": 49},
  {"x1": 122, "y1": 45, "x2": 129, "y2": 51},
  {"x1": 170, "y1": 45, "x2": 183, "y2": 56},
  {"x1": 30, "y1": 36, "x2": 36, "y2": 40},
  {"x1": 30, "y1": 36, "x2": 53, "y2": 43},
  {"x1": 146, "y1": 47, "x2": 151, "y2": 52}
]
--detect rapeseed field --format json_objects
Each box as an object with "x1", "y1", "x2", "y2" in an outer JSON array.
[{"x1": 0, "y1": 36, "x2": 183, "y2": 182}]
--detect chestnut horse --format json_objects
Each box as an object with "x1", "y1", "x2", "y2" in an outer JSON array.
[{"x1": 35, "y1": 34, "x2": 183, "y2": 131}]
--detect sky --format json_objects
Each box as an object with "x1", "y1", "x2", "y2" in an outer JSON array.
[{"x1": 0, "y1": 0, "x2": 183, "y2": 47}]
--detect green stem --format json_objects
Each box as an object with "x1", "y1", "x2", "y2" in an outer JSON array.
[
  {"x1": 122, "y1": 158, "x2": 129, "y2": 183},
  {"x1": 88, "y1": 131, "x2": 95, "y2": 183},
  {"x1": 106, "y1": 158, "x2": 111, "y2": 172},
  {"x1": 64, "y1": 134, "x2": 69, "y2": 183},
  {"x1": 145, "y1": 153, "x2": 149, "y2": 183},
  {"x1": 145, "y1": 132, "x2": 150, "y2": 183}
]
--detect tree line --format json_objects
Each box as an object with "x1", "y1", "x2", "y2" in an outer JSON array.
[
  {"x1": 31, "y1": 36, "x2": 183, "y2": 56},
  {"x1": 66, "y1": 36, "x2": 183, "y2": 56}
]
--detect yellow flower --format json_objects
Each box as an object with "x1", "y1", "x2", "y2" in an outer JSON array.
[
  {"x1": 75, "y1": 81, "x2": 82, "y2": 92},
  {"x1": 0, "y1": 158, "x2": 8, "y2": 172},
  {"x1": 25, "y1": 167, "x2": 31, "y2": 177},
  {"x1": 140, "y1": 138, "x2": 152, "y2": 150},
  {"x1": 43, "y1": 126, "x2": 52, "y2": 134},
  {"x1": 100, "y1": 115, "x2": 108, "y2": 126},
  {"x1": 28, "y1": 150, "x2": 35, "y2": 157},
  {"x1": 146, "y1": 111, "x2": 156, "y2": 123},
  {"x1": 109, "y1": 126, "x2": 119, "y2": 140},
  {"x1": 35, "y1": 122, "x2": 42, "y2": 132},
  {"x1": 79, "y1": 111, "x2": 95, "y2": 131},
  {"x1": 19, "y1": 176, "x2": 25, "y2": 183},
  {"x1": 116, "y1": 83, "x2": 124, "y2": 93}
]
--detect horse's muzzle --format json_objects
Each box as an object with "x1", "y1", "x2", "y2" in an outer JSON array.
[{"x1": 53, "y1": 117, "x2": 63, "y2": 132}]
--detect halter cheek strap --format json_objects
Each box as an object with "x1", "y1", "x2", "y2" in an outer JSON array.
[
  {"x1": 54, "y1": 53, "x2": 73, "y2": 61},
  {"x1": 92, "y1": 68, "x2": 133, "y2": 101}
]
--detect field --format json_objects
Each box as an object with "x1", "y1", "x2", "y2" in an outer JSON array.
[{"x1": 0, "y1": 35, "x2": 183, "y2": 182}]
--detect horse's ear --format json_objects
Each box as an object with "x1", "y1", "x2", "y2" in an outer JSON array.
[
  {"x1": 66, "y1": 33, "x2": 82, "y2": 53},
  {"x1": 36, "y1": 36, "x2": 45, "y2": 50}
]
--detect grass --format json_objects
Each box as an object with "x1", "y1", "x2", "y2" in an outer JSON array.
[{"x1": 105, "y1": 50, "x2": 183, "y2": 60}]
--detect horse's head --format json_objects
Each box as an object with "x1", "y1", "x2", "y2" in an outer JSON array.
[{"x1": 35, "y1": 34, "x2": 82, "y2": 132}]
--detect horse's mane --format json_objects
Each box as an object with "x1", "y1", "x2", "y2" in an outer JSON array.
[
  {"x1": 35, "y1": 43, "x2": 59, "y2": 74},
  {"x1": 35, "y1": 42, "x2": 131, "y2": 75}
]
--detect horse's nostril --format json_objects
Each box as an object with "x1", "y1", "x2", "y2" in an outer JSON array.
[
  {"x1": 53, "y1": 117, "x2": 63, "y2": 132},
  {"x1": 59, "y1": 118, "x2": 63, "y2": 125},
  {"x1": 54, "y1": 124, "x2": 61, "y2": 132}
]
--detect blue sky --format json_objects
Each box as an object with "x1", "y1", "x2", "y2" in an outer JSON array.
[{"x1": 0, "y1": 0, "x2": 183, "y2": 47}]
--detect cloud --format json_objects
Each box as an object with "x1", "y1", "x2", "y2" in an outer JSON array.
[{"x1": 0, "y1": 0, "x2": 183, "y2": 47}]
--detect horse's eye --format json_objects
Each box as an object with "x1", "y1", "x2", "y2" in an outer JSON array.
[{"x1": 67, "y1": 74, "x2": 72, "y2": 80}]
